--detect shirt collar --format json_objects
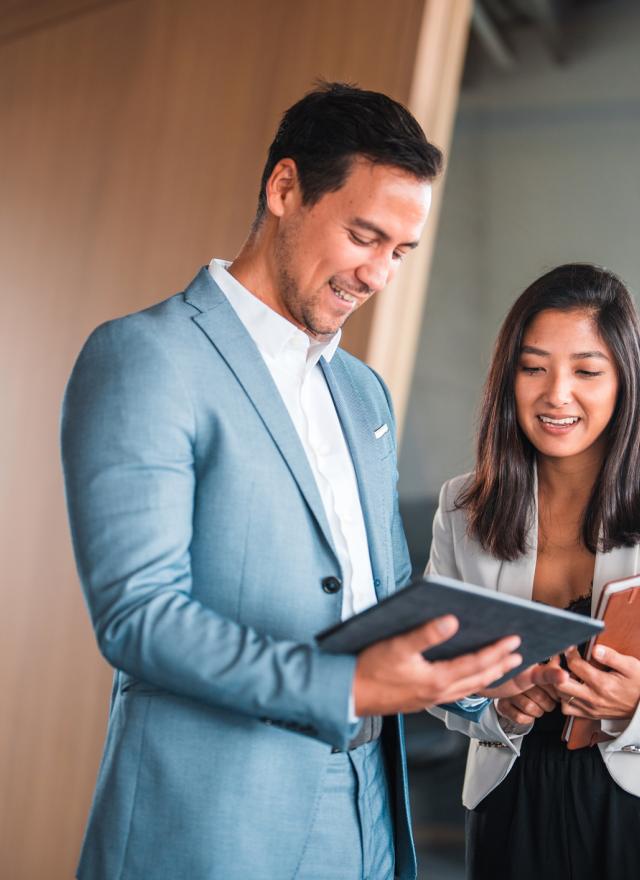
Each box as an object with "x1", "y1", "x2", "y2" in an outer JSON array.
[{"x1": 208, "y1": 259, "x2": 341, "y2": 367}]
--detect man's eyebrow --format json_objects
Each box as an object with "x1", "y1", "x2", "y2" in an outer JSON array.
[
  {"x1": 351, "y1": 217, "x2": 419, "y2": 250},
  {"x1": 520, "y1": 345, "x2": 610, "y2": 361}
]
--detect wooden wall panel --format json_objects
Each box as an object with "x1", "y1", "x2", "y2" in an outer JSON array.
[
  {"x1": 0, "y1": 1, "x2": 430, "y2": 877},
  {"x1": 365, "y1": 0, "x2": 473, "y2": 431},
  {"x1": 0, "y1": 0, "x2": 123, "y2": 42}
]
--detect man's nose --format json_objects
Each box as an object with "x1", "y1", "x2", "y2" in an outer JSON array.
[{"x1": 355, "y1": 253, "x2": 394, "y2": 293}]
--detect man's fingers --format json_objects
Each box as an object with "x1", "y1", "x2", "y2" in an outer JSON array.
[
  {"x1": 484, "y1": 665, "x2": 546, "y2": 698},
  {"x1": 375, "y1": 623, "x2": 523, "y2": 711},
  {"x1": 398, "y1": 615, "x2": 459, "y2": 654},
  {"x1": 440, "y1": 635, "x2": 521, "y2": 681},
  {"x1": 437, "y1": 653, "x2": 523, "y2": 704}
]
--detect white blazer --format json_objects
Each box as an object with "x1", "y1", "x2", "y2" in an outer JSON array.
[{"x1": 427, "y1": 473, "x2": 640, "y2": 809}]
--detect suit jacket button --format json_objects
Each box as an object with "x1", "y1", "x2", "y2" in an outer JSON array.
[{"x1": 321, "y1": 576, "x2": 342, "y2": 594}]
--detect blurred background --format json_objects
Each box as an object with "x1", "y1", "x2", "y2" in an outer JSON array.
[
  {"x1": 403, "y1": 1, "x2": 640, "y2": 876},
  {"x1": 1, "y1": 1, "x2": 638, "y2": 878}
]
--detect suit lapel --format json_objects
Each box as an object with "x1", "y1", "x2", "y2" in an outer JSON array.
[
  {"x1": 184, "y1": 269, "x2": 338, "y2": 561},
  {"x1": 496, "y1": 465, "x2": 538, "y2": 598},
  {"x1": 321, "y1": 355, "x2": 388, "y2": 599},
  {"x1": 493, "y1": 462, "x2": 640, "y2": 612},
  {"x1": 592, "y1": 543, "x2": 640, "y2": 613}
]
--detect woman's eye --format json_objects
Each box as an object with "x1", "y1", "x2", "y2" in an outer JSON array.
[
  {"x1": 577, "y1": 369, "x2": 604, "y2": 377},
  {"x1": 521, "y1": 366, "x2": 542, "y2": 374}
]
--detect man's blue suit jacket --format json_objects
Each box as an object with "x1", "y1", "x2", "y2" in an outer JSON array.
[{"x1": 61, "y1": 269, "x2": 417, "y2": 880}]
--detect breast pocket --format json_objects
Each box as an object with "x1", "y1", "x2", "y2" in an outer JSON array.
[{"x1": 374, "y1": 425, "x2": 394, "y2": 460}]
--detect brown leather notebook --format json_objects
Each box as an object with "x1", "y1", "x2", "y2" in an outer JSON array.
[{"x1": 563, "y1": 574, "x2": 640, "y2": 749}]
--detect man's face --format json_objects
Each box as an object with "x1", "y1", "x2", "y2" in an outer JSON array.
[{"x1": 269, "y1": 157, "x2": 432, "y2": 337}]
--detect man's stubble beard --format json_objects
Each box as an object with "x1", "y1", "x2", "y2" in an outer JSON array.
[{"x1": 274, "y1": 222, "x2": 341, "y2": 339}]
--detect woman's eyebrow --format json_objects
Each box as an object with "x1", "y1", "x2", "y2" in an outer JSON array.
[
  {"x1": 570, "y1": 350, "x2": 609, "y2": 361},
  {"x1": 520, "y1": 345, "x2": 609, "y2": 361},
  {"x1": 520, "y1": 345, "x2": 549, "y2": 356}
]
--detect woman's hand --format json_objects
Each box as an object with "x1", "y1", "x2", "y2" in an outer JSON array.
[
  {"x1": 495, "y1": 684, "x2": 558, "y2": 726},
  {"x1": 556, "y1": 644, "x2": 640, "y2": 720}
]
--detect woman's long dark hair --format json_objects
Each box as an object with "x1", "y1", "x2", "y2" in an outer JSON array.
[{"x1": 457, "y1": 263, "x2": 640, "y2": 560}]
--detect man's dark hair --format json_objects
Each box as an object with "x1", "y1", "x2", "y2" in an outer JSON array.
[
  {"x1": 255, "y1": 81, "x2": 443, "y2": 221},
  {"x1": 457, "y1": 263, "x2": 640, "y2": 560}
]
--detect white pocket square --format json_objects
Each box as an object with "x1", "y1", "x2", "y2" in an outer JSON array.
[{"x1": 374, "y1": 423, "x2": 389, "y2": 439}]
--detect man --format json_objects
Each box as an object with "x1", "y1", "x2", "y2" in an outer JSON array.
[{"x1": 62, "y1": 83, "x2": 530, "y2": 880}]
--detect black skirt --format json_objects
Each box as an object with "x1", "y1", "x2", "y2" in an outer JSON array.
[{"x1": 465, "y1": 705, "x2": 640, "y2": 880}]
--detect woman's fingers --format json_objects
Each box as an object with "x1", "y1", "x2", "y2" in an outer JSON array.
[
  {"x1": 495, "y1": 697, "x2": 537, "y2": 725},
  {"x1": 525, "y1": 685, "x2": 557, "y2": 713},
  {"x1": 495, "y1": 687, "x2": 556, "y2": 724},
  {"x1": 592, "y1": 643, "x2": 639, "y2": 676},
  {"x1": 560, "y1": 696, "x2": 597, "y2": 718}
]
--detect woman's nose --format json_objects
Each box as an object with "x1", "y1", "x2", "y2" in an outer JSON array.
[{"x1": 543, "y1": 373, "x2": 573, "y2": 407}]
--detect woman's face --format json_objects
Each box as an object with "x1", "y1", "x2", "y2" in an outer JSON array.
[{"x1": 514, "y1": 308, "x2": 619, "y2": 465}]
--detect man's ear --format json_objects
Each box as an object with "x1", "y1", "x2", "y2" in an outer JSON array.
[{"x1": 265, "y1": 158, "x2": 301, "y2": 218}]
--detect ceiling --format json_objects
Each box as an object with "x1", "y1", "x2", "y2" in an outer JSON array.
[{"x1": 468, "y1": 0, "x2": 620, "y2": 75}]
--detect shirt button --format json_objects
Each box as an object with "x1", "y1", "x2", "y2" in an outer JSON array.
[
  {"x1": 321, "y1": 576, "x2": 342, "y2": 594},
  {"x1": 374, "y1": 578, "x2": 381, "y2": 588}
]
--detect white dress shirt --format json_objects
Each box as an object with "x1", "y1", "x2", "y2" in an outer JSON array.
[{"x1": 208, "y1": 259, "x2": 378, "y2": 623}]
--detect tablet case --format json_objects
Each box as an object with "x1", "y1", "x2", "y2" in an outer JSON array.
[{"x1": 316, "y1": 574, "x2": 603, "y2": 687}]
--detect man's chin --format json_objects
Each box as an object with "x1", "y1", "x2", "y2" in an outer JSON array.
[
  {"x1": 301, "y1": 312, "x2": 346, "y2": 339},
  {"x1": 304, "y1": 321, "x2": 343, "y2": 339}
]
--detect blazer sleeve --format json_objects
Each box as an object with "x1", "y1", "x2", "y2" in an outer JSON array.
[
  {"x1": 61, "y1": 318, "x2": 358, "y2": 749},
  {"x1": 425, "y1": 478, "x2": 528, "y2": 748},
  {"x1": 426, "y1": 479, "x2": 460, "y2": 580}
]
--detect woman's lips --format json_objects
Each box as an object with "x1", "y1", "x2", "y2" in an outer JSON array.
[{"x1": 536, "y1": 414, "x2": 581, "y2": 434}]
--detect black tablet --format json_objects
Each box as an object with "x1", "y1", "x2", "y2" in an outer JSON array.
[{"x1": 316, "y1": 574, "x2": 604, "y2": 686}]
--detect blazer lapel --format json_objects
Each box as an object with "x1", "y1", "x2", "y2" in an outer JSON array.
[
  {"x1": 321, "y1": 355, "x2": 388, "y2": 599},
  {"x1": 592, "y1": 543, "x2": 640, "y2": 613},
  {"x1": 496, "y1": 466, "x2": 538, "y2": 599},
  {"x1": 492, "y1": 461, "x2": 640, "y2": 612},
  {"x1": 184, "y1": 269, "x2": 338, "y2": 561}
]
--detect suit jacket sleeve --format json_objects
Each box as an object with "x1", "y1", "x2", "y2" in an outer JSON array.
[
  {"x1": 61, "y1": 319, "x2": 358, "y2": 749},
  {"x1": 426, "y1": 479, "x2": 525, "y2": 745}
]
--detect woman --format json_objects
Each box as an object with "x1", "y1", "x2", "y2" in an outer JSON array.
[{"x1": 428, "y1": 264, "x2": 640, "y2": 879}]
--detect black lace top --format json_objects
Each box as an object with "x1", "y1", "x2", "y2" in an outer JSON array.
[{"x1": 533, "y1": 589, "x2": 592, "y2": 734}]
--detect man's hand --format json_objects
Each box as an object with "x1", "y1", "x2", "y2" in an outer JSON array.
[
  {"x1": 353, "y1": 615, "x2": 523, "y2": 716},
  {"x1": 479, "y1": 658, "x2": 569, "y2": 700}
]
